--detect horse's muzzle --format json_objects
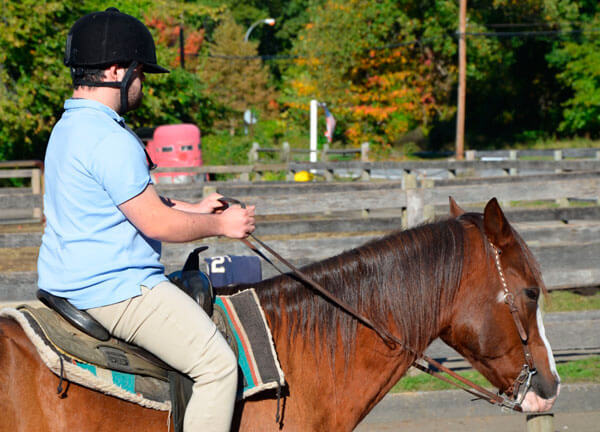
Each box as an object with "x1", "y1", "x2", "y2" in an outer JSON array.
[{"x1": 520, "y1": 383, "x2": 560, "y2": 412}]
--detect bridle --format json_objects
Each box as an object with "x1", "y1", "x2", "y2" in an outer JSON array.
[
  {"x1": 220, "y1": 198, "x2": 537, "y2": 412},
  {"x1": 490, "y1": 242, "x2": 537, "y2": 407}
]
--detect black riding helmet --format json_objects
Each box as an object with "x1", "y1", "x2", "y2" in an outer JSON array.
[{"x1": 64, "y1": 7, "x2": 169, "y2": 113}]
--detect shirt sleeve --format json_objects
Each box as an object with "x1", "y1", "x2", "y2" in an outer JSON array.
[{"x1": 89, "y1": 131, "x2": 152, "y2": 206}]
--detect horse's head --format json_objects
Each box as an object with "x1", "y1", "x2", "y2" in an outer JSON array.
[{"x1": 442, "y1": 197, "x2": 560, "y2": 412}]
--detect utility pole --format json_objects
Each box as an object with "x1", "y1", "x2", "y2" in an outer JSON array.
[
  {"x1": 455, "y1": 0, "x2": 467, "y2": 160},
  {"x1": 179, "y1": 11, "x2": 185, "y2": 70}
]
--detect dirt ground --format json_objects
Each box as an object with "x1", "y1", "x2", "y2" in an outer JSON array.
[
  {"x1": 0, "y1": 222, "x2": 41, "y2": 233},
  {"x1": 0, "y1": 246, "x2": 38, "y2": 272},
  {"x1": 356, "y1": 411, "x2": 600, "y2": 431}
]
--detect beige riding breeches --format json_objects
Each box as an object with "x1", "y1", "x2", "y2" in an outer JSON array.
[{"x1": 87, "y1": 280, "x2": 238, "y2": 432}]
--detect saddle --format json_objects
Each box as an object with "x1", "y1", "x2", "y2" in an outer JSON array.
[
  {"x1": 34, "y1": 247, "x2": 215, "y2": 432},
  {"x1": 27, "y1": 247, "x2": 280, "y2": 432}
]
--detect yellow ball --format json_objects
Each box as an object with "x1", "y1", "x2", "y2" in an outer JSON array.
[{"x1": 294, "y1": 170, "x2": 314, "y2": 182}]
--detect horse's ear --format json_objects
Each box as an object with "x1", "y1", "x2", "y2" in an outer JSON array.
[
  {"x1": 483, "y1": 198, "x2": 513, "y2": 248},
  {"x1": 449, "y1": 196, "x2": 465, "y2": 217}
]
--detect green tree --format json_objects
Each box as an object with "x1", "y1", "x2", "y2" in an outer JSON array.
[
  {"x1": 200, "y1": 12, "x2": 278, "y2": 134},
  {"x1": 547, "y1": 10, "x2": 600, "y2": 136},
  {"x1": 284, "y1": 0, "x2": 459, "y2": 151},
  {"x1": 0, "y1": 0, "x2": 223, "y2": 161},
  {"x1": 284, "y1": 0, "x2": 593, "y2": 151},
  {"x1": 0, "y1": 0, "x2": 77, "y2": 160}
]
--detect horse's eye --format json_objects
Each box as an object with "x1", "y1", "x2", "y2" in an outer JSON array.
[{"x1": 524, "y1": 288, "x2": 539, "y2": 301}]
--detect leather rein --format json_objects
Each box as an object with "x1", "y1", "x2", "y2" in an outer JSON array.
[{"x1": 218, "y1": 198, "x2": 535, "y2": 412}]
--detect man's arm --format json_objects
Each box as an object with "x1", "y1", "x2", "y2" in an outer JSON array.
[{"x1": 119, "y1": 185, "x2": 255, "y2": 243}]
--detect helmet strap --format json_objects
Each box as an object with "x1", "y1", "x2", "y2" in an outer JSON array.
[
  {"x1": 72, "y1": 80, "x2": 121, "y2": 88},
  {"x1": 118, "y1": 61, "x2": 139, "y2": 115},
  {"x1": 71, "y1": 61, "x2": 139, "y2": 115}
]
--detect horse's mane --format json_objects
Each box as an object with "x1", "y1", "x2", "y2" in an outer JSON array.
[{"x1": 237, "y1": 217, "x2": 468, "y2": 364}]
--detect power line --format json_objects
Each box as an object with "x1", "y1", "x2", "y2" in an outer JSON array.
[
  {"x1": 208, "y1": 53, "x2": 299, "y2": 61},
  {"x1": 208, "y1": 36, "x2": 443, "y2": 62},
  {"x1": 475, "y1": 21, "x2": 593, "y2": 28},
  {"x1": 205, "y1": 27, "x2": 600, "y2": 62},
  {"x1": 460, "y1": 28, "x2": 600, "y2": 38}
]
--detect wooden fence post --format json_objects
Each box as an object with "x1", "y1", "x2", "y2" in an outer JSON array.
[
  {"x1": 421, "y1": 178, "x2": 435, "y2": 223},
  {"x1": 361, "y1": 142, "x2": 370, "y2": 162},
  {"x1": 554, "y1": 150, "x2": 563, "y2": 174},
  {"x1": 321, "y1": 143, "x2": 329, "y2": 162},
  {"x1": 403, "y1": 174, "x2": 425, "y2": 229},
  {"x1": 406, "y1": 189, "x2": 424, "y2": 229},
  {"x1": 526, "y1": 414, "x2": 554, "y2": 432},
  {"x1": 360, "y1": 167, "x2": 371, "y2": 181},
  {"x1": 509, "y1": 150, "x2": 518, "y2": 176},
  {"x1": 248, "y1": 142, "x2": 259, "y2": 163},
  {"x1": 31, "y1": 168, "x2": 42, "y2": 220},
  {"x1": 282, "y1": 141, "x2": 291, "y2": 163}
]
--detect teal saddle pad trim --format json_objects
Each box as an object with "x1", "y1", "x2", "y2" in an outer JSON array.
[{"x1": 75, "y1": 361, "x2": 136, "y2": 394}]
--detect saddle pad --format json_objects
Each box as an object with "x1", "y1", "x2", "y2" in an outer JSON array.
[
  {"x1": 214, "y1": 289, "x2": 285, "y2": 398},
  {"x1": 205, "y1": 255, "x2": 262, "y2": 288},
  {"x1": 14, "y1": 304, "x2": 169, "y2": 381},
  {"x1": 0, "y1": 307, "x2": 170, "y2": 411}
]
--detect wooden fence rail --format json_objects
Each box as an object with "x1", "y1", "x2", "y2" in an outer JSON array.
[
  {"x1": 0, "y1": 160, "x2": 43, "y2": 220},
  {"x1": 2, "y1": 159, "x2": 600, "y2": 222},
  {"x1": 248, "y1": 144, "x2": 600, "y2": 164},
  {"x1": 248, "y1": 142, "x2": 370, "y2": 163},
  {"x1": 466, "y1": 148, "x2": 600, "y2": 160},
  {"x1": 149, "y1": 158, "x2": 600, "y2": 184},
  {"x1": 183, "y1": 171, "x2": 600, "y2": 223}
]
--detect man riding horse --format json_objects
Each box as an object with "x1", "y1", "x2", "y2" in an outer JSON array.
[{"x1": 37, "y1": 7, "x2": 255, "y2": 432}]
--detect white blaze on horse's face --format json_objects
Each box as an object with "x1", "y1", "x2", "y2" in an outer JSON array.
[
  {"x1": 520, "y1": 307, "x2": 560, "y2": 413},
  {"x1": 493, "y1": 288, "x2": 560, "y2": 412},
  {"x1": 536, "y1": 308, "x2": 559, "y2": 379},
  {"x1": 521, "y1": 306, "x2": 560, "y2": 413}
]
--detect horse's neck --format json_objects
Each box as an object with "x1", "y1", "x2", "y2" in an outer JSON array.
[
  {"x1": 259, "y1": 273, "x2": 421, "y2": 429},
  {"x1": 254, "y1": 225, "x2": 463, "y2": 429},
  {"x1": 269, "y1": 318, "x2": 416, "y2": 430}
]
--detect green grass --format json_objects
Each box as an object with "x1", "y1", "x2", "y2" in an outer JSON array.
[
  {"x1": 391, "y1": 369, "x2": 492, "y2": 393},
  {"x1": 545, "y1": 289, "x2": 600, "y2": 313},
  {"x1": 507, "y1": 199, "x2": 597, "y2": 208},
  {"x1": 513, "y1": 138, "x2": 600, "y2": 150},
  {"x1": 391, "y1": 356, "x2": 600, "y2": 393}
]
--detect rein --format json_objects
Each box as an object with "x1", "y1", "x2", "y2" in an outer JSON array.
[{"x1": 218, "y1": 198, "x2": 534, "y2": 412}]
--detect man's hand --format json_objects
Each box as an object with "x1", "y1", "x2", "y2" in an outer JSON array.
[
  {"x1": 220, "y1": 204, "x2": 256, "y2": 238},
  {"x1": 192, "y1": 192, "x2": 226, "y2": 214},
  {"x1": 159, "y1": 192, "x2": 228, "y2": 214},
  {"x1": 119, "y1": 185, "x2": 256, "y2": 243}
]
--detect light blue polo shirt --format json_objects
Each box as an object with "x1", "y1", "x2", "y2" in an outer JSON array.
[{"x1": 37, "y1": 99, "x2": 167, "y2": 309}]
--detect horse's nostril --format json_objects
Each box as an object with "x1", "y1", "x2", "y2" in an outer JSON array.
[{"x1": 532, "y1": 374, "x2": 560, "y2": 400}]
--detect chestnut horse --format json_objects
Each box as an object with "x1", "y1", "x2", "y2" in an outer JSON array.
[{"x1": 0, "y1": 198, "x2": 560, "y2": 431}]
